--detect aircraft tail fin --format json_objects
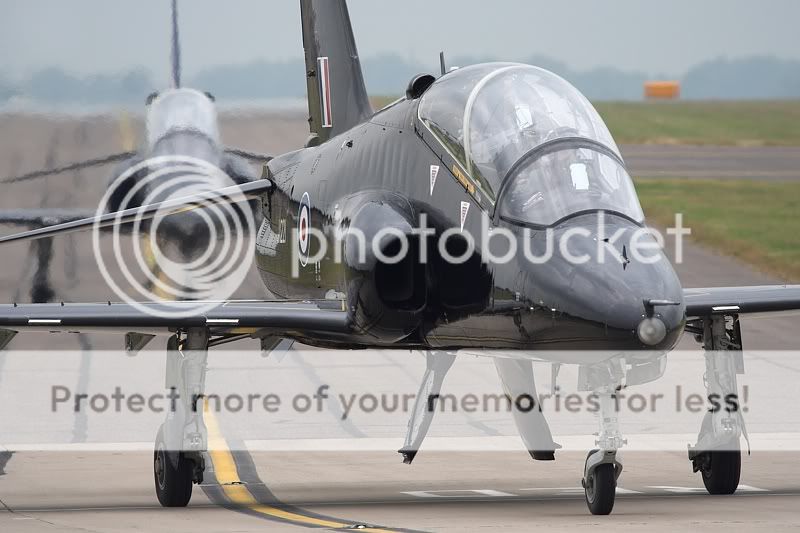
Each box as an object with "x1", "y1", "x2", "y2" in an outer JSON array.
[
  {"x1": 170, "y1": 0, "x2": 182, "y2": 88},
  {"x1": 301, "y1": 0, "x2": 372, "y2": 145}
]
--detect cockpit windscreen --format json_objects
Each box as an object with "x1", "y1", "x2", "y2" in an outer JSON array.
[{"x1": 499, "y1": 147, "x2": 644, "y2": 227}]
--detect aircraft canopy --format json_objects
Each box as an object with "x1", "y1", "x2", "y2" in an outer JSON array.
[{"x1": 419, "y1": 63, "x2": 621, "y2": 203}]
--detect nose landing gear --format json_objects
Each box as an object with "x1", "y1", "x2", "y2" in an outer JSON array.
[{"x1": 582, "y1": 391, "x2": 625, "y2": 515}]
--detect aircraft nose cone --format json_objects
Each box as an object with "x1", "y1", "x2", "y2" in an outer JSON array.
[{"x1": 516, "y1": 214, "x2": 685, "y2": 348}]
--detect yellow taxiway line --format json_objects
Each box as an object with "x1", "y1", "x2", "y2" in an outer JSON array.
[{"x1": 203, "y1": 400, "x2": 399, "y2": 532}]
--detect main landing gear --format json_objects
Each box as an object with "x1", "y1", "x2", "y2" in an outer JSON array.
[
  {"x1": 153, "y1": 328, "x2": 209, "y2": 507},
  {"x1": 687, "y1": 314, "x2": 746, "y2": 495}
]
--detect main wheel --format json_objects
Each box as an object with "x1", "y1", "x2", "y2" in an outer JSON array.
[
  {"x1": 154, "y1": 426, "x2": 193, "y2": 507},
  {"x1": 584, "y1": 461, "x2": 616, "y2": 515},
  {"x1": 701, "y1": 448, "x2": 741, "y2": 495},
  {"x1": 696, "y1": 413, "x2": 741, "y2": 495}
]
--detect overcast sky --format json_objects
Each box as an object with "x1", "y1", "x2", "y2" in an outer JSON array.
[{"x1": 2, "y1": 0, "x2": 799, "y2": 81}]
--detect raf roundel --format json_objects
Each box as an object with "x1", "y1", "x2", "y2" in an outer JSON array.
[{"x1": 298, "y1": 192, "x2": 311, "y2": 266}]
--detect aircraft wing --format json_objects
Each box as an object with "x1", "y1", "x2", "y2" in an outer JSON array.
[
  {"x1": 224, "y1": 148, "x2": 273, "y2": 163},
  {"x1": 0, "y1": 208, "x2": 99, "y2": 228},
  {"x1": 0, "y1": 152, "x2": 136, "y2": 184},
  {"x1": 0, "y1": 180, "x2": 272, "y2": 245},
  {"x1": 0, "y1": 300, "x2": 351, "y2": 338},
  {"x1": 684, "y1": 285, "x2": 800, "y2": 317}
]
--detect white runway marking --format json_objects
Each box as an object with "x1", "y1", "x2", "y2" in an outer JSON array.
[
  {"x1": 401, "y1": 490, "x2": 516, "y2": 498},
  {"x1": 403, "y1": 485, "x2": 768, "y2": 498},
  {"x1": 521, "y1": 487, "x2": 643, "y2": 495}
]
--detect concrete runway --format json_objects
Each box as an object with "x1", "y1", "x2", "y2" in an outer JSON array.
[
  {"x1": 0, "y1": 111, "x2": 798, "y2": 531},
  {"x1": 621, "y1": 144, "x2": 800, "y2": 181}
]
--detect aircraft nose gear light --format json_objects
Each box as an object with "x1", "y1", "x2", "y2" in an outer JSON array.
[{"x1": 638, "y1": 299, "x2": 680, "y2": 345}]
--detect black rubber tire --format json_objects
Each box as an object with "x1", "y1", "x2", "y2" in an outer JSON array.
[
  {"x1": 697, "y1": 413, "x2": 741, "y2": 495},
  {"x1": 701, "y1": 449, "x2": 741, "y2": 495},
  {"x1": 154, "y1": 426, "x2": 193, "y2": 507},
  {"x1": 585, "y1": 462, "x2": 616, "y2": 515}
]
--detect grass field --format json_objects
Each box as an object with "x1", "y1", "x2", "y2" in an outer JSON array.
[
  {"x1": 370, "y1": 94, "x2": 799, "y2": 276},
  {"x1": 636, "y1": 178, "x2": 800, "y2": 281},
  {"x1": 372, "y1": 97, "x2": 800, "y2": 146},
  {"x1": 596, "y1": 101, "x2": 800, "y2": 146}
]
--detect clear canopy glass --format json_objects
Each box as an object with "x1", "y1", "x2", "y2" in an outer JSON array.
[
  {"x1": 146, "y1": 89, "x2": 220, "y2": 148},
  {"x1": 418, "y1": 63, "x2": 620, "y2": 201},
  {"x1": 499, "y1": 147, "x2": 644, "y2": 226}
]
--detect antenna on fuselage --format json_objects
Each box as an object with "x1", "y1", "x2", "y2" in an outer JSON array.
[
  {"x1": 439, "y1": 51, "x2": 447, "y2": 76},
  {"x1": 170, "y1": 0, "x2": 182, "y2": 88}
]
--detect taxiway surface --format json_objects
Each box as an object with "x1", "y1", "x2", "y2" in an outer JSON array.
[{"x1": 0, "y1": 111, "x2": 798, "y2": 531}]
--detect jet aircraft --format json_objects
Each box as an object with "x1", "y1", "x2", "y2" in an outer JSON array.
[
  {"x1": 0, "y1": 0, "x2": 799, "y2": 516},
  {"x1": 0, "y1": 0, "x2": 269, "y2": 303}
]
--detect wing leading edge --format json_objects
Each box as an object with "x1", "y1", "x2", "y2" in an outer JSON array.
[
  {"x1": 684, "y1": 285, "x2": 800, "y2": 317},
  {"x1": 0, "y1": 179, "x2": 272, "y2": 245},
  {"x1": 0, "y1": 300, "x2": 351, "y2": 336},
  {"x1": 0, "y1": 209, "x2": 98, "y2": 228}
]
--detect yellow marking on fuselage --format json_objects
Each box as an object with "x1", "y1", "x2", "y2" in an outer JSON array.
[
  {"x1": 451, "y1": 163, "x2": 476, "y2": 195},
  {"x1": 203, "y1": 403, "x2": 396, "y2": 531}
]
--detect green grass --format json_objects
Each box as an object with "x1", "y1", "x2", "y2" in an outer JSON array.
[
  {"x1": 370, "y1": 96, "x2": 400, "y2": 110},
  {"x1": 636, "y1": 178, "x2": 800, "y2": 281},
  {"x1": 372, "y1": 96, "x2": 800, "y2": 146},
  {"x1": 596, "y1": 101, "x2": 800, "y2": 146}
]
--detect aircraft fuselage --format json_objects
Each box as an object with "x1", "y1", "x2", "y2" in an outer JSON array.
[{"x1": 255, "y1": 93, "x2": 686, "y2": 354}]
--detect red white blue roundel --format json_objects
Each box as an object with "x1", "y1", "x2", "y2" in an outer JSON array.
[{"x1": 298, "y1": 192, "x2": 311, "y2": 266}]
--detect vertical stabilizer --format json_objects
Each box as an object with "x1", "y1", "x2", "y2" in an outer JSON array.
[
  {"x1": 170, "y1": 0, "x2": 182, "y2": 88},
  {"x1": 301, "y1": 0, "x2": 372, "y2": 145}
]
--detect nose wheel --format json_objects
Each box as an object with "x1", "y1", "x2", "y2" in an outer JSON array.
[
  {"x1": 583, "y1": 451, "x2": 617, "y2": 515},
  {"x1": 581, "y1": 390, "x2": 625, "y2": 515}
]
